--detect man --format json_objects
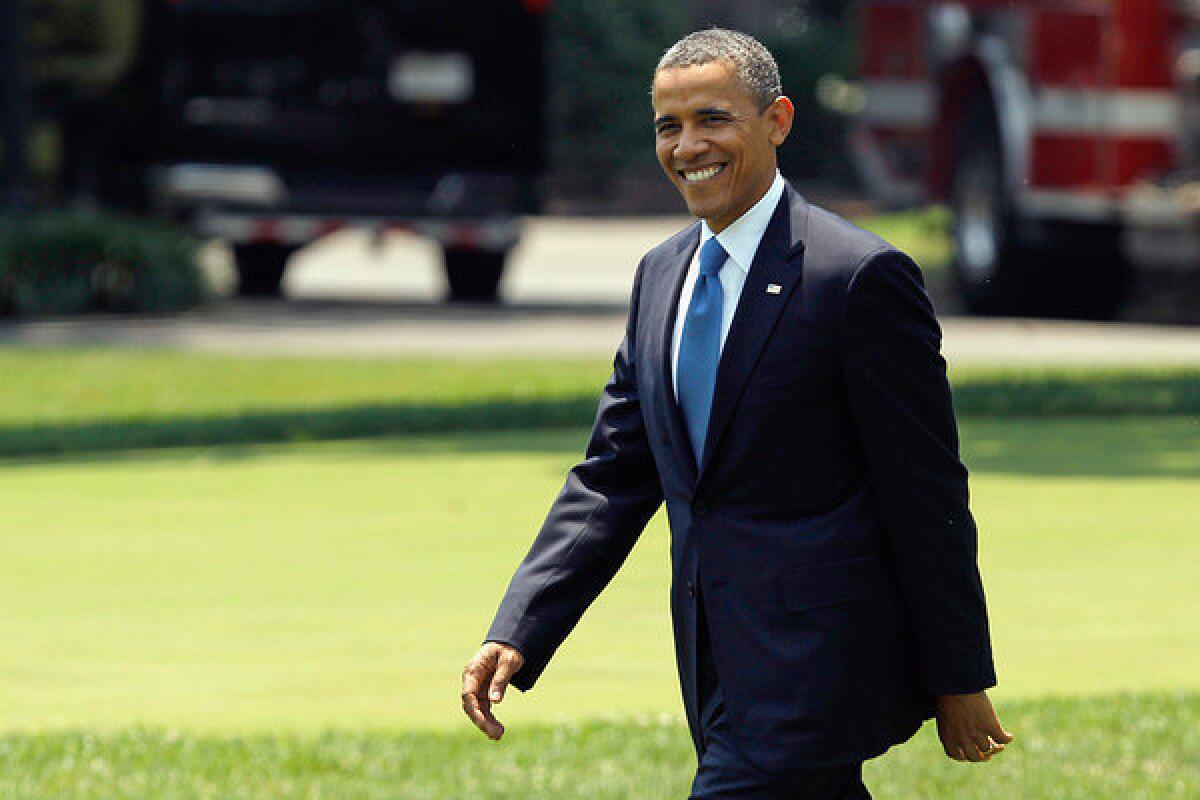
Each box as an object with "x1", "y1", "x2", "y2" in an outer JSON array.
[{"x1": 462, "y1": 29, "x2": 1011, "y2": 798}]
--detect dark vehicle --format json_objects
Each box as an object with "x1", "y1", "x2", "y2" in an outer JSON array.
[{"x1": 68, "y1": 0, "x2": 546, "y2": 301}]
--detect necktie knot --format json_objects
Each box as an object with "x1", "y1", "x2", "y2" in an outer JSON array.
[{"x1": 699, "y1": 237, "x2": 727, "y2": 278}]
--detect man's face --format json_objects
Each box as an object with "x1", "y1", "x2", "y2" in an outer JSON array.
[{"x1": 652, "y1": 60, "x2": 794, "y2": 233}]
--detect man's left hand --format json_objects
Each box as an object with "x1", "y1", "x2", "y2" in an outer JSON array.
[{"x1": 935, "y1": 691, "x2": 1013, "y2": 763}]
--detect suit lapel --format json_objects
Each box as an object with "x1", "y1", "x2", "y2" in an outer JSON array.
[
  {"x1": 657, "y1": 223, "x2": 701, "y2": 482},
  {"x1": 697, "y1": 187, "x2": 809, "y2": 481}
]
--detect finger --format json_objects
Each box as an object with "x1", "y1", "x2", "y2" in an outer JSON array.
[
  {"x1": 989, "y1": 723, "x2": 1015, "y2": 745},
  {"x1": 979, "y1": 703, "x2": 1015, "y2": 744},
  {"x1": 489, "y1": 653, "x2": 522, "y2": 704},
  {"x1": 460, "y1": 665, "x2": 482, "y2": 699},
  {"x1": 460, "y1": 662, "x2": 502, "y2": 738},
  {"x1": 461, "y1": 688, "x2": 503, "y2": 739},
  {"x1": 959, "y1": 740, "x2": 985, "y2": 763},
  {"x1": 975, "y1": 736, "x2": 1003, "y2": 759}
]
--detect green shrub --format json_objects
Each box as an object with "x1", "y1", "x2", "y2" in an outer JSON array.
[
  {"x1": 764, "y1": 13, "x2": 857, "y2": 184},
  {"x1": 547, "y1": 0, "x2": 689, "y2": 197},
  {"x1": 0, "y1": 212, "x2": 206, "y2": 316}
]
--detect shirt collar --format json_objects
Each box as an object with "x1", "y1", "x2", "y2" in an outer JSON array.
[{"x1": 699, "y1": 170, "x2": 786, "y2": 276}]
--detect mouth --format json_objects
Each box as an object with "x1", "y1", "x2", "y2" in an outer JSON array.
[{"x1": 677, "y1": 163, "x2": 728, "y2": 183}]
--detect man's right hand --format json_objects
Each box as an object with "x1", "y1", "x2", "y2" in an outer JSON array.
[{"x1": 460, "y1": 642, "x2": 525, "y2": 740}]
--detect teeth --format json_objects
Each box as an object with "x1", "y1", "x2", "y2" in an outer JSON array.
[{"x1": 683, "y1": 165, "x2": 723, "y2": 182}]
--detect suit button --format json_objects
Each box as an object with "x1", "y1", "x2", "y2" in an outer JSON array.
[
  {"x1": 693, "y1": 500, "x2": 710, "y2": 516},
  {"x1": 686, "y1": 580, "x2": 696, "y2": 597}
]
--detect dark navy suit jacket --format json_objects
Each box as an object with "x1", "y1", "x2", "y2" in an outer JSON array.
[{"x1": 486, "y1": 183, "x2": 997, "y2": 771}]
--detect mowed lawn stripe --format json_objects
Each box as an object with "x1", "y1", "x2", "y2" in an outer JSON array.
[
  {"x1": 3, "y1": 348, "x2": 1200, "y2": 456},
  {"x1": 0, "y1": 694, "x2": 1196, "y2": 799},
  {"x1": 0, "y1": 419, "x2": 1197, "y2": 733},
  {"x1": 0, "y1": 350, "x2": 612, "y2": 425}
]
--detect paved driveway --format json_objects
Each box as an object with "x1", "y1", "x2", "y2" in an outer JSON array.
[{"x1": 3, "y1": 218, "x2": 1200, "y2": 365}]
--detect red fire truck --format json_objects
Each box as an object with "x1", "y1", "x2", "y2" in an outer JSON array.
[{"x1": 848, "y1": 0, "x2": 1200, "y2": 317}]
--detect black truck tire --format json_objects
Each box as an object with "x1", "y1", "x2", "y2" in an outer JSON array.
[
  {"x1": 443, "y1": 247, "x2": 506, "y2": 303},
  {"x1": 950, "y1": 106, "x2": 1034, "y2": 315},
  {"x1": 950, "y1": 103, "x2": 1127, "y2": 319},
  {"x1": 234, "y1": 243, "x2": 296, "y2": 297}
]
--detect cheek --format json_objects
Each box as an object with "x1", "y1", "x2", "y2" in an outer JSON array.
[
  {"x1": 655, "y1": 144, "x2": 674, "y2": 172},
  {"x1": 734, "y1": 149, "x2": 762, "y2": 181}
]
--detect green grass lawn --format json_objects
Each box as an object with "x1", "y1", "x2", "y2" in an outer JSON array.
[
  {"x1": 2, "y1": 695, "x2": 1197, "y2": 799},
  {"x1": 858, "y1": 205, "x2": 952, "y2": 275},
  {"x1": 2, "y1": 417, "x2": 1198, "y2": 796},
  {"x1": 3, "y1": 347, "x2": 1200, "y2": 456},
  {"x1": 0, "y1": 348, "x2": 608, "y2": 427},
  {"x1": 1, "y1": 419, "x2": 1198, "y2": 732},
  {"x1": 0, "y1": 348, "x2": 611, "y2": 455}
]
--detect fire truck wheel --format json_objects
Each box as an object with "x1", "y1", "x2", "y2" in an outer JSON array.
[
  {"x1": 949, "y1": 122, "x2": 1032, "y2": 315},
  {"x1": 443, "y1": 247, "x2": 506, "y2": 303},
  {"x1": 233, "y1": 243, "x2": 297, "y2": 297},
  {"x1": 951, "y1": 106, "x2": 1128, "y2": 319}
]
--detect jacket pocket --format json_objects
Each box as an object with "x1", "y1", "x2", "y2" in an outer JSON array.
[{"x1": 785, "y1": 556, "x2": 889, "y2": 612}]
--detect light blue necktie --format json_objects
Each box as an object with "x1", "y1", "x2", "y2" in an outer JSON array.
[{"x1": 676, "y1": 236, "x2": 728, "y2": 465}]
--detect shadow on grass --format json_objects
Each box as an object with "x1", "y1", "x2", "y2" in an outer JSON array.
[
  {"x1": 2, "y1": 364, "x2": 1198, "y2": 473},
  {"x1": 0, "y1": 397, "x2": 600, "y2": 460},
  {"x1": 4, "y1": 404, "x2": 1199, "y2": 482}
]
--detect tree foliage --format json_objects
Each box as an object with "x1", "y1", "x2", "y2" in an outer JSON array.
[{"x1": 547, "y1": 0, "x2": 857, "y2": 200}]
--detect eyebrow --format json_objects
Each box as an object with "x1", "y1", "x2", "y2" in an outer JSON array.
[{"x1": 653, "y1": 107, "x2": 734, "y2": 127}]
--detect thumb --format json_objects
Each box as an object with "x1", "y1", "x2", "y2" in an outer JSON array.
[
  {"x1": 489, "y1": 651, "x2": 523, "y2": 704},
  {"x1": 987, "y1": 716, "x2": 1014, "y2": 744}
]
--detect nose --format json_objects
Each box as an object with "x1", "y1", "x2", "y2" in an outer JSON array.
[{"x1": 674, "y1": 123, "x2": 708, "y2": 162}]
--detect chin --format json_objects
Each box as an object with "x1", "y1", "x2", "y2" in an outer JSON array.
[
  {"x1": 689, "y1": 202, "x2": 730, "y2": 226},
  {"x1": 680, "y1": 193, "x2": 720, "y2": 220}
]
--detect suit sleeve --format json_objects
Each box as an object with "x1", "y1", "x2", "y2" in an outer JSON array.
[
  {"x1": 485, "y1": 257, "x2": 664, "y2": 691},
  {"x1": 841, "y1": 249, "x2": 997, "y2": 696}
]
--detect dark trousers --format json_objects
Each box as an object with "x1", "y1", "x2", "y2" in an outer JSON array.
[{"x1": 689, "y1": 595, "x2": 872, "y2": 800}]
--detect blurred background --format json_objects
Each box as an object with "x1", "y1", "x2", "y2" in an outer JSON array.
[
  {"x1": 5, "y1": 0, "x2": 1200, "y2": 320},
  {"x1": 1, "y1": 2, "x2": 1199, "y2": 798}
]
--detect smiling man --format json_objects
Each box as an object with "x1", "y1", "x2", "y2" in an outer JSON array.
[
  {"x1": 653, "y1": 59, "x2": 787, "y2": 234},
  {"x1": 462, "y1": 29, "x2": 1010, "y2": 799}
]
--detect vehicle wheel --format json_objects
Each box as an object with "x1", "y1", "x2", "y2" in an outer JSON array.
[
  {"x1": 949, "y1": 107, "x2": 1032, "y2": 315},
  {"x1": 234, "y1": 243, "x2": 297, "y2": 297},
  {"x1": 443, "y1": 247, "x2": 506, "y2": 303},
  {"x1": 950, "y1": 104, "x2": 1128, "y2": 319}
]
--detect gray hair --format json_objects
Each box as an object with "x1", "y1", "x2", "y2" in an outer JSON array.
[{"x1": 655, "y1": 28, "x2": 783, "y2": 109}]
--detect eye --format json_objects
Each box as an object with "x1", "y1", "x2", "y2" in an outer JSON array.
[{"x1": 656, "y1": 122, "x2": 680, "y2": 135}]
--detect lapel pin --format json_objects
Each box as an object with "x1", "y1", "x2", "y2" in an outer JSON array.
[{"x1": 766, "y1": 283, "x2": 782, "y2": 294}]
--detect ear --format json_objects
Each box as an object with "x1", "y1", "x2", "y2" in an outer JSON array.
[{"x1": 765, "y1": 96, "x2": 795, "y2": 147}]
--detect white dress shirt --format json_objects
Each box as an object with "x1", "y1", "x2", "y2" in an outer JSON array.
[{"x1": 671, "y1": 170, "x2": 787, "y2": 400}]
